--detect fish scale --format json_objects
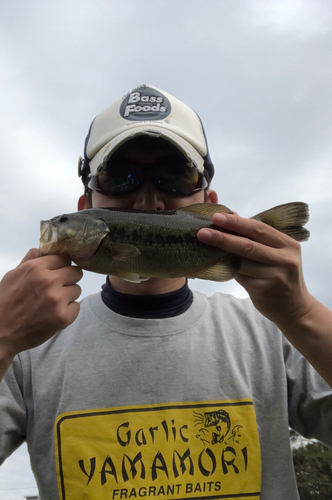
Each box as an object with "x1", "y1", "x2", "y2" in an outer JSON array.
[{"x1": 98, "y1": 216, "x2": 225, "y2": 278}]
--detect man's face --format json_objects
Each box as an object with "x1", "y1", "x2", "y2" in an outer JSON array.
[
  {"x1": 86, "y1": 137, "x2": 213, "y2": 211},
  {"x1": 78, "y1": 137, "x2": 217, "y2": 292}
]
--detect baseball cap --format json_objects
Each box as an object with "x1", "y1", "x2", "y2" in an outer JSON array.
[{"x1": 79, "y1": 84, "x2": 215, "y2": 184}]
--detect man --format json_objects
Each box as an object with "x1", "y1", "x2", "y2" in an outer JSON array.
[{"x1": 0, "y1": 84, "x2": 331, "y2": 500}]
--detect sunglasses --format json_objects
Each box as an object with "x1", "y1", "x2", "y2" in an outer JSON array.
[{"x1": 88, "y1": 156, "x2": 208, "y2": 196}]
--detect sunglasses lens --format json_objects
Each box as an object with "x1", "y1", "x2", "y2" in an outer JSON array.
[
  {"x1": 97, "y1": 160, "x2": 142, "y2": 195},
  {"x1": 89, "y1": 157, "x2": 206, "y2": 196},
  {"x1": 156, "y1": 160, "x2": 203, "y2": 195}
]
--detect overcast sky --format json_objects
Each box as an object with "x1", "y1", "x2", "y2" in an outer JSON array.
[{"x1": 1, "y1": 0, "x2": 332, "y2": 497}]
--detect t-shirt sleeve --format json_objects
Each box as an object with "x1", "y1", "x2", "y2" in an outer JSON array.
[
  {"x1": 283, "y1": 337, "x2": 332, "y2": 447},
  {"x1": 0, "y1": 355, "x2": 27, "y2": 464}
]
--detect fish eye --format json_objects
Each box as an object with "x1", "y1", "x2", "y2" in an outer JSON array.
[{"x1": 58, "y1": 215, "x2": 69, "y2": 223}]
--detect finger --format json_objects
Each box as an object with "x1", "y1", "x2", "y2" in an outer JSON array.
[
  {"x1": 63, "y1": 283, "x2": 82, "y2": 304},
  {"x1": 19, "y1": 252, "x2": 72, "y2": 271},
  {"x1": 198, "y1": 226, "x2": 283, "y2": 266},
  {"x1": 66, "y1": 301, "x2": 81, "y2": 325},
  {"x1": 49, "y1": 297, "x2": 81, "y2": 333},
  {"x1": 56, "y1": 265, "x2": 84, "y2": 286},
  {"x1": 212, "y1": 213, "x2": 287, "y2": 249},
  {"x1": 36, "y1": 254, "x2": 72, "y2": 270},
  {"x1": 65, "y1": 266, "x2": 84, "y2": 286},
  {"x1": 19, "y1": 248, "x2": 39, "y2": 265}
]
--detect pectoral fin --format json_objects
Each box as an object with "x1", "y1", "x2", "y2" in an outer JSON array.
[
  {"x1": 112, "y1": 272, "x2": 150, "y2": 283},
  {"x1": 109, "y1": 243, "x2": 141, "y2": 261}
]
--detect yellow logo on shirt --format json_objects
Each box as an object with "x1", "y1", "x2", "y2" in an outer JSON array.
[{"x1": 55, "y1": 400, "x2": 261, "y2": 499}]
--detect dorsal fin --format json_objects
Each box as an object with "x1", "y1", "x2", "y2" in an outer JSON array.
[{"x1": 179, "y1": 203, "x2": 233, "y2": 218}]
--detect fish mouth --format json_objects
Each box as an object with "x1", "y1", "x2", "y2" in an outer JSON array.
[{"x1": 39, "y1": 222, "x2": 63, "y2": 255}]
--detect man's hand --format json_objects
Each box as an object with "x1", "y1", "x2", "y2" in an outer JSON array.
[
  {"x1": 197, "y1": 212, "x2": 332, "y2": 387},
  {"x1": 197, "y1": 212, "x2": 314, "y2": 330},
  {"x1": 0, "y1": 249, "x2": 83, "y2": 370}
]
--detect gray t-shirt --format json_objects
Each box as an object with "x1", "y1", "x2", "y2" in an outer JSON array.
[{"x1": 0, "y1": 291, "x2": 331, "y2": 500}]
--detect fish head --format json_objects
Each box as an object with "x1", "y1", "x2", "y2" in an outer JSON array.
[{"x1": 39, "y1": 213, "x2": 110, "y2": 261}]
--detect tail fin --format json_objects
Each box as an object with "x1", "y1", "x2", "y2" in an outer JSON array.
[{"x1": 252, "y1": 202, "x2": 310, "y2": 241}]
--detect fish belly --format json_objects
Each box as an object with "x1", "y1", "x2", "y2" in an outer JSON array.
[{"x1": 79, "y1": 240, "x2": 228, "y2": 279}]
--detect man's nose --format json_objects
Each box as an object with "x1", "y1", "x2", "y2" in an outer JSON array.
[{"x1": 133, "y1": 180, "x2": 166, "y2": 211}]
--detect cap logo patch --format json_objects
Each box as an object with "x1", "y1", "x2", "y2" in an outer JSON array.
[{"x1": 120, "y1": 86, "x2": 171, "y2": 121}]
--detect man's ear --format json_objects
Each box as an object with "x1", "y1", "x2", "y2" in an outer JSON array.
[
  {"x1": 78, "y1": 194, "x2": 91, "y2": 211},
  {"x1": 205, "y1": 190, "x2": 218, "y2": 204}
]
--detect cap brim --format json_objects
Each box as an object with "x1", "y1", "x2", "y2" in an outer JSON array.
[{"x1": 88, "y1": 126, "x2": 205, "y2": 177}]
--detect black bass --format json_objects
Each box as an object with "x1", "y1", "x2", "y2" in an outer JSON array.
[{"x1": 39, "y1": 202, "x2": 310, "y2": 282}]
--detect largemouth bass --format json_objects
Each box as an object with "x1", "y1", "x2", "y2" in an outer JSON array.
[{"x1": 39, "y1": 202, "x2": 310, "y2": 282}]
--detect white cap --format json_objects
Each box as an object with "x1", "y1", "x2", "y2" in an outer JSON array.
[{"x1": 81, "y1": 84, "x2": 214, "y2": 182}]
